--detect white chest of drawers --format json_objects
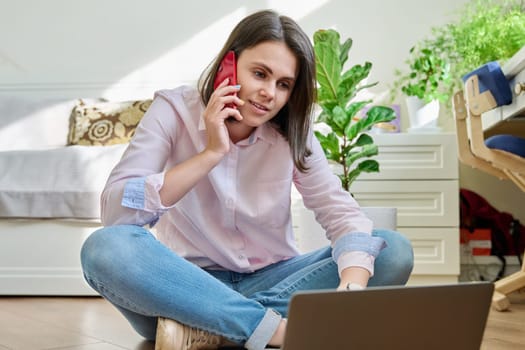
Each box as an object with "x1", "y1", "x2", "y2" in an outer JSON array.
[{"x1": 292, "y1": 132, "x2": 460, "y2": 285}]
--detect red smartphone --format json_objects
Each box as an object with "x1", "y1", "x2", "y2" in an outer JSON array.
[{"x1": 213, "y1": 50, "x2": 237, "y2": 109}]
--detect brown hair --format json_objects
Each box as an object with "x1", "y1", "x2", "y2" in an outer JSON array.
[{"x1": 198, "y1": 10, "x2": 316, "y2": 172}]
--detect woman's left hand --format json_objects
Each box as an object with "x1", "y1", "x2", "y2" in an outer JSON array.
[{"x1": 337, "y1": 266, "x2": 370, "y2": 291}]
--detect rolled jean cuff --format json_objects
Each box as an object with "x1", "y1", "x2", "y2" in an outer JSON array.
[{"x1": 245, "y1": 308, "x2": 282, "y2": 350}]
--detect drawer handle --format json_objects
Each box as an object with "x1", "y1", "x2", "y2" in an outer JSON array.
[{"x1": 515, "y1": 82, "x2": 525, "y2": 95}]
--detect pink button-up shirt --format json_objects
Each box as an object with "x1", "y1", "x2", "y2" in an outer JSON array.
[{"x1": 101, "y1": 86, "x2": 384, "y2": 274}]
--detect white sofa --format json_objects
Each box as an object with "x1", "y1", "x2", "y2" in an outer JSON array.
[{"x1": 0, "y1": 95, "x2": 139, "y2": 295}]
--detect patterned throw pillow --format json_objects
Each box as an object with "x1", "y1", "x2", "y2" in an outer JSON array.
[{"x1": 67, "y1": 99, "x2": 152, "y2": 145}]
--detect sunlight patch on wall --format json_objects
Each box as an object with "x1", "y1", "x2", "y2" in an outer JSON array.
[
  {"x1": 103, "y1": 8, "x2": 249, "y2": 100},
  {"x1": 102, "y1": 2, "x2": 331, "y2": 100},
  {"x1": 266, "y1": 0, "x2": 330, "y2": 20}
]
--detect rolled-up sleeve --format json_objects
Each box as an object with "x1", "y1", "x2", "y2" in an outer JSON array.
[
  {"x1": 332, "y1": 232, "x2": 386, "y2": 260},
  {"x1": 100, "y1": 94, "x2": 179, "y2": 227},
  {"x1": 120, "y1": 173, "x2": 177, "y2": 227},
  {"x1": 122, "y1": 177, "x2": 147, "y2": 209},
  {"x1": 332, "y1": 233, "x2": 386, "y2": 276},
  {"x1": 122, "y1": 173, "x2": 175, "y2": 211}
]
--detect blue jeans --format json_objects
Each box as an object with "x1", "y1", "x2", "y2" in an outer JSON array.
[{"x1": 80, "y1": 225, "x2": 413, "y2": 350}]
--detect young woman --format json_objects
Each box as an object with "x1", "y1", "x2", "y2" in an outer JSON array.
[{"x1": 81, "y1": 9, "x2": 413, "y2": 350}]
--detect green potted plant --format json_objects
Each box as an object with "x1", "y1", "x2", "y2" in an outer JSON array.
[
  {"x1": 390, "y1": 39, "x2": 453, "y2": 130},
  {"x1": 313, "y1": 29, "x2": 396, "y2": 192},
  {"x1": 391, "y1": 0, "x2": 525, "y2": 112},
  {"x1": 391, "y1": 44, "x2": 452, "y2": 104}
]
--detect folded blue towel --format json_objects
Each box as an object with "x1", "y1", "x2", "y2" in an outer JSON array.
[{"x1": 462, "y1": 61, "x2": 513, "y2": 107}]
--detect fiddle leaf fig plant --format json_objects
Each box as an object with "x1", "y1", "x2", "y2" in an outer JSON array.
[{"x1": 313, "y1": 29, "x2": 396, "y2": 192}]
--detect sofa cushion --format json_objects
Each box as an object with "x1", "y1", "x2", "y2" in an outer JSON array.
[
  {"x1": 0, "y1": 144, "x2": 127, "y2": 219},
  {"x1": 68, "y1": 99, "x2": 152, "y2": 146}
]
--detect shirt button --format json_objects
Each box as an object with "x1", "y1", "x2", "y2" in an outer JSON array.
[
  {"x1": 238, "y1": 254, "x2": 245, "y2": 259},
  {"x1": 225, "y1": 198, "x2": 234, "y2": 209}
]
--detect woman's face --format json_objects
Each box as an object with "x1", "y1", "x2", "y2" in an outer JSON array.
[{"x1": 235, "y1": 40, "x2": 298, "y2": 128}]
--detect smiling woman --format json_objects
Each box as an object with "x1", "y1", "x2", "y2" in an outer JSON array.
[
  {"x1": 223, "y1": 41, "x2": 297, "y2": 142},
  {"x1": 79, "y1": 9, "x2": 413, "y2": 350}
]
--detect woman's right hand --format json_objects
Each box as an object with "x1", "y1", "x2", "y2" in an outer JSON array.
[
  {"x1": 202, "y1": 79, "x2": 244, "y2": 158},
  {"x1": 158, "y1": 81, "x2": 243, "y2": 207}
]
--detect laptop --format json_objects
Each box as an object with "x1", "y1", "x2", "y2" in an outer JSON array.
[{"x1": 281, "y1": 283, "x2": 494, "y2": 350}]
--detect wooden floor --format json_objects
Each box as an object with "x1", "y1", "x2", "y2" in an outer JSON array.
[{"x1": 0, "y1": 292, "x2": 524, "y2": 349}]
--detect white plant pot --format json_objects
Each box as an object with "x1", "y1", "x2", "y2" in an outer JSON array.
[
  {"x1": 405, "y1": 96, "x2": 441, "y2": 132},
  {"x1": 293, "y1": 206, "x2": 397, "y2": 253},
  {"x1": 362, "y1": 206, "x2": 397, "y2": 230}
]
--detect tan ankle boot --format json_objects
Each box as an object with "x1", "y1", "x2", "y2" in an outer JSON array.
[{"x1": 155, "y1": 317, "x2": 236, "y2": 350}]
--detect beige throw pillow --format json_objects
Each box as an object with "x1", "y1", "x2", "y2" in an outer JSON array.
[{"x1": 68, "y1": 99, "x2": 152, "y2": 146}]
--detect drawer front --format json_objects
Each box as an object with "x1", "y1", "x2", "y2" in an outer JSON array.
[
  {"x1": 356, "y1": 133, "x2": 458, "y2": 180},
  {"x1": 401, "y1": 227, "x2": 460, "y2": 275},
  {"x1": 351, "y1": 180, "x2": 459, "y2": 227}
]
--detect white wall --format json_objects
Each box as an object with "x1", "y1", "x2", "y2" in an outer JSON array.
[
  {"x1": 2, "y1": 0, "x2": 523, "y2": 221},
  {"x1": 1, "y1": 0, "x2": 469, "y2": 100}
]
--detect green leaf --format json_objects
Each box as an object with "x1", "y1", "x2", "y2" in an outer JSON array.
[
  {"x1": 355, "y1": 81, "x2": 379, "y2": 94},
  {"x1": 366, "y1": 106, "x2": 397, "y2": 123},
  {"x1": 316, "y1": 98, "x2": 338, "y2": 118},
  {"x1": 314, "y1": 30, "x2": 342, "y2": 101},
  {"x1": 331, "y1": 105, "x2": 349, "y2": 135},
  {"x1": 346, "y1": 101, "x2": 371, "y2": 117},
  {"x1": 342, "y1": 101, "x2": 371, "y2": 137},
  {"x1": 357, "y1": 159, "x2": 380, "y2": 173},
  {"x1": 339, "y1": 38, "x2": 353, "y2": 67},
  {"x1": 345, "y1": 144, "x2": 378, "y2": 167},
  {"x1": 345, "y1": 106, "x2": 396, "y2": 140},
  {"x1": 353, "y1": 133, "x2": 374, "y2": 147},
  {"x1": 345, "y1": 159, "x2": 380, "y2": 187},
  {"x1": 337, "y1": 65, "x2": 372, "y2": 105},
  {"x1": 314, "y1": 131, "x2": 340, "y2": 162},
  {"x1": 315, "y1": 44, "x2": 340, "y2": 101}
]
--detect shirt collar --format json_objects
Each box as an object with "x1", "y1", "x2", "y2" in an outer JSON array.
[
  {"x1": 243, "y1": 122, "x2": 277, "y2": 146},
  {"x1": 198, "y1": 115, "x2": 206, "y2": 131},
  {"x1": 198, "y1": 117, "x2": 278, "y2": 146}
]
